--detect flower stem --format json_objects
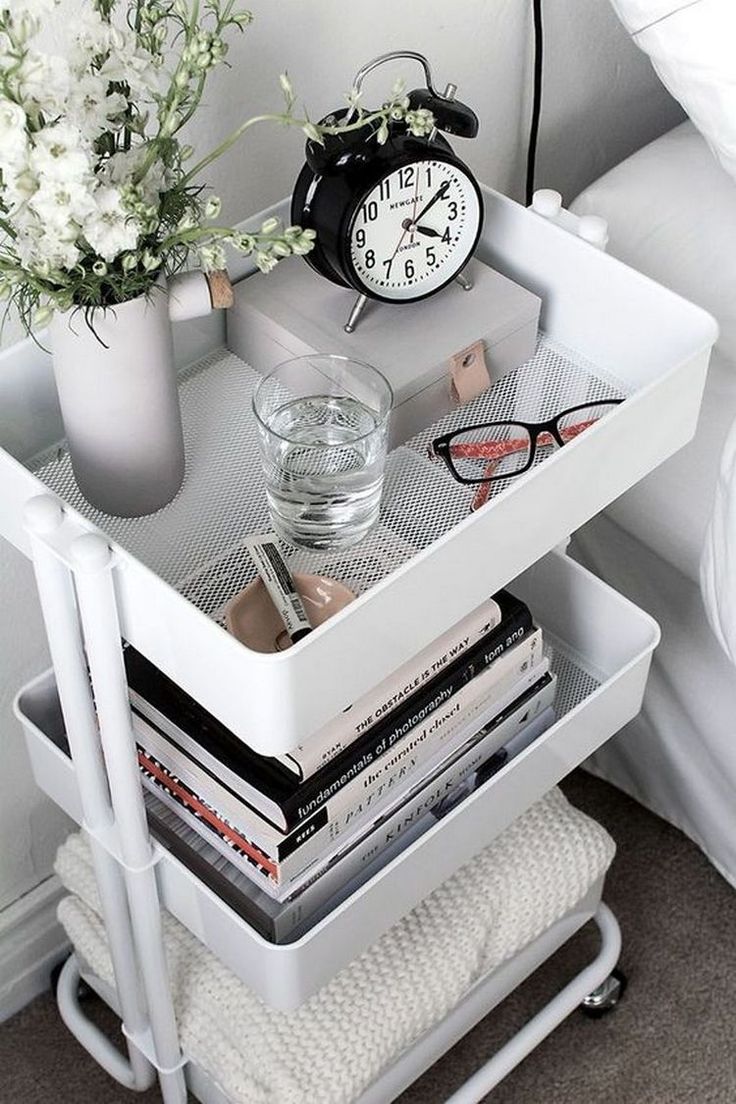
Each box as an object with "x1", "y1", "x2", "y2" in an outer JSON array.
[
  {"x1": 181, "y1": 107, "x2": 388, "y2": 186},
  {"x1": 181, "y1": 113, "x2": 291, "y2": 184}
]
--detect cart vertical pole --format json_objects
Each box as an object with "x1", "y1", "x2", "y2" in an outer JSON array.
[
  {"x1": 70, "y1": 531, "x2": 187, "y2": 1104},
  {"x1": 24, "y1": 496, "x2": 154, "y2": 1092}
]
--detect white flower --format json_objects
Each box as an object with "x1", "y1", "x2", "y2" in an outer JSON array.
[
  {"x1": 0, "y1": 165, "x2": 38, "y2": 214},
  {"x1": 199, "y1": 243, "x2": 227, "y2": 271},
  {"x1": 279, "y1": 72, "x2": 295, "y2": 110},
  {"x1": 67, "y1": 75, "x2": 127, "y2": 140},
  {"x1": 5, "y1": 0, "x2": 57, "y2": 42},
  {"x1": 390, "y1": 77, "x2": 407, "y2": 100},
  {"x1": 405, "y1": 108, "x2": 434, "y2": 138},
  {"x1": 29, "y1": 123, "x2": 91, "y2": 183},
  {"x1": 255, "y1": 250, "x2": 278, "y2": 274},
  {"x1": 83, "y1": 186, "x2": 141, "y2": 262},
  {"x1": 71, "y1": 9, "x2": 116, "y2": 63},
  {"x1": 101, "y1": 148, "x2": 166, "y2": 208},
  {"x1": 204, "y1": 195, "x2": 221, "y2": 219},
  {"x1": 16, "y1": 222, "x2": 80, "y2": 273},
  {"x1": 9, "y1": 0, "x2": 57, "y2": 19},
  {"x1": 141, "y1": 250, "x2": 161, "y2": 272},
  {"x1": 18, "y1": 50, "x2": 70, "y2": 116},
  {"x1": 29, "y1": 179, "x2": 95, "y2": 233},
  {"x1": 99, "y1": 37, "x2": 163, "y2": 99},
  {"x1": 0, "y1": 100, "x2": 29, "y2": 171}
]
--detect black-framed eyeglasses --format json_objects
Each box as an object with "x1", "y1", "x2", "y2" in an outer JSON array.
[{"x1": 431, "y1": 399, "x2": 625, "y2": 487}]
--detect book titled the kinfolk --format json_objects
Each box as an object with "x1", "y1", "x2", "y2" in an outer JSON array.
[{"x1": 125, "y1": 590, "x2": 533, "y2": 834}]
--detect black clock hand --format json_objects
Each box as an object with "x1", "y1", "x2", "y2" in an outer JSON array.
[
  {"x1": 414, "y1": 225, "x2": 442, "y2": 238},
  {"x1": 412, "y1": 181, "x2": 450, "y2": 226}
]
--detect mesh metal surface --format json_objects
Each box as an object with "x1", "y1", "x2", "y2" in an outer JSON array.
[
  {"x1": 31, "y1": 335, "x2": 627, "y2": 629},
  {"x1": 546, "y1": 640, "x2": 600, "y2": 720}
]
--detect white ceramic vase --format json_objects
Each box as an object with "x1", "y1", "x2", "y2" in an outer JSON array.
[{"x1": 50, "y1": 284, "x2": 186, "y2": 517}]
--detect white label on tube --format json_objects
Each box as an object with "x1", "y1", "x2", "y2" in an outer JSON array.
[{"x1": 244, "y1": 534, "x2": 312, "y2": 644}]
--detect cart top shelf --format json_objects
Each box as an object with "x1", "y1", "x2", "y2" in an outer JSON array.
[{"x1": 0, "y1": 187, "x2": 717, "y2": 752}]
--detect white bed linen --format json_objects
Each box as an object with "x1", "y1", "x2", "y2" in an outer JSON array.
[
  {"x1": 572, "y1": 121, "x2": 736, "y2": 887},
  {"x1": 607, "y1": 1, "x2": 736, "y2": 182},
  {"x1": 54, "y1": 789, "x2": 614, "y2": 1104},
  {"x1": 574, "y1": 516, "x2": 736, "y2": 888},
  {"x1": 574, "y1": 121, "x2": 736, "y2": 586}
]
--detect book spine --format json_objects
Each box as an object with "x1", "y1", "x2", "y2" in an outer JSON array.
[
  {"x1": 133, "y1": 715, "x2": 288, "y2": 855},
  {"x1": 274, "y1": 659, "x2": 549, "y2": 892},
  {"x1": 277, "y1": 594, "x2": 503, "y2": 780},
  {"x1": 281, "y1": 603, "x2": 534, "y2": 827},
  {"x1": 279, "y1": 675, "x2": 558, "y2": 936},
  {"x1": 146, "y1": 673, "x2": 557, "y2": 924},
  {"x1": 136, "y1": 661, "x2": 551, "y2": 900},
  {"x1": 261, "y1": 660, "x2": 553, "y2": 898},
  {"x1": 144, "y1": 803, "x2": 285, "y2": 944},
  {"x1": 136, "y1": 633, "x2": 544, "y2": 887},
  {"x1": 137, "y1": 751, "x2": 279, "y2": 885}
]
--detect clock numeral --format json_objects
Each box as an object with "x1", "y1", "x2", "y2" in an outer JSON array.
[
  {"x1": 382, "y1": 258, "x2": 393, "y2": 278},
  {"x1": 355, "y1": 228, "x2": 366, "y2": 248},
  {"x1": 378, "y1": 178, "x2": 391, "y2": 201},
  {"x1": 442, "y1": 227, "x2": 452, "y2": 244},
  {"x1": 426, "y1": 246, "x2": 436, "y2": 266},
  {"x1": 362, "y1": 200, "x2": 379, "y2": 223},
  {"x1": 404, "y1": 258, "x2": 415, "y2": 280},
  {"x1": 398, "y1": 165, "x2": 415, "y2": 189},
  {"x1": 365, "y1": 249, "x2": 376, "y2": 269},
  {"x1": 448, "y1": 201, "x2": 458, "y2": 222},
  {"x1": 425, "y1": 165, "x2": 432, "y2": 187}
]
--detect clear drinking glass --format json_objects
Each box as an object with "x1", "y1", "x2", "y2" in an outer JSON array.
[{"x1": 253, "y1": 355, "x2": 393, "y2": 551}]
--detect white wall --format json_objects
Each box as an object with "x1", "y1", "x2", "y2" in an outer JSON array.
[
  {"x1": 0, "y1": 0, "x2": 681, "y2": 961},
  {"x1": 0, "y1": 556, "x2": 68, "y2": 913}
]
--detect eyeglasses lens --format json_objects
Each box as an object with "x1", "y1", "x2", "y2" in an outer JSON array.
[
  {"x1": 447, "y1": 425, "x2": 534, "y2": 481},
  {"x1": 555, "y1": 402, "x2": 621, "y2": 444}
]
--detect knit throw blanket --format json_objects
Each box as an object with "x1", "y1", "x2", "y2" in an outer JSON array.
[{"x1": 55, "y1": 787, "x2": 614, "y2": 1104}]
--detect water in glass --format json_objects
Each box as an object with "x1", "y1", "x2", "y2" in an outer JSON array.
[{"x1": 256, "y1": 371, "x2": 391, "y2": 550}]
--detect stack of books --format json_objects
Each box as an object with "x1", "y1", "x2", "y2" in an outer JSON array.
[{"x1": 125, "y1": 589, "x2": 556, "y2": 943}]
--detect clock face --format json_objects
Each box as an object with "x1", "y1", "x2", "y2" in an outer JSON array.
[{"x1": 346, "y1": 157, "x2": 482, "y2": 301}]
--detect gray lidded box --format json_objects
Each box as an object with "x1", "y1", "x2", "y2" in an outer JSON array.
[{"x1": 226, "y1": 257, "x2": 541, "y2": 444}]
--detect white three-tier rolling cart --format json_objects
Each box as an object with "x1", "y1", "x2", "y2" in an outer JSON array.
[{"x1": 1, "y1": 186, "x2": 717, "y2": 1103}]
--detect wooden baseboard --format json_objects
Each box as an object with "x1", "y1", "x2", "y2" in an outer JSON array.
[{"x1": 0, "y1": 876, "x2": 69, "y2": 1023}]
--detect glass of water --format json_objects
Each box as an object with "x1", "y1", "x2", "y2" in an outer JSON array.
[{"x1": 253, "y1": 355, "x2": 393, "y2": 551}]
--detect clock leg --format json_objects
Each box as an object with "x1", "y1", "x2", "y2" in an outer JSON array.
[
  {"x1": 455, "y1": 270, "x2": 474, "y2": 292},
  {"x1": 344, "y1": 293, "x2": 370, "y2": 334}
]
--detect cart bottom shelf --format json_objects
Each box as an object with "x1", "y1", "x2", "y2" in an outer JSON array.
[{"x1": 63, "y1": 882, "x2": 618, "y2": 1104}]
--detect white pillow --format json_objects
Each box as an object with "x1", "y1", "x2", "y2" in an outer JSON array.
[{"x1": 608, "y1": 0, "x2": 736, "y2": 182}]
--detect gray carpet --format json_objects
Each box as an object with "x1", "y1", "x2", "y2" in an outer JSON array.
[{"x1": 2, "y1": 772, "x2": 735, "y2": 1103}]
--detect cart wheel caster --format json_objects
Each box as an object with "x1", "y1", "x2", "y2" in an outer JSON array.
[
  {"x1": 580, "y1": 967, "x2": 627, "y2": 1018},
  {"x1": 50, "y1": 955, "x2": 94, "y2": 1003}
]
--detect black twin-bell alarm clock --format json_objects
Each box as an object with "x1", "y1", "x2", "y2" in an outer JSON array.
[{"x1": 291, "y1": 50, "x2": 484, "y2": 332}]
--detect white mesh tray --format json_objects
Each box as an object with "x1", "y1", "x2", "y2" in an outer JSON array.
[
  {"x1": 29, "y1": 336, "x2": 624, "y2": 625},
  {"x1": 0, "y1": 186, "x2": 716, "y2": 750},
  {"x1": 16, "y1": 551, "x2": 658, "y2": 1008}
]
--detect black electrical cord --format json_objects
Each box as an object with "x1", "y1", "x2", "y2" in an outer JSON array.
[{"x1": 525, "y1": 0, "x2": 544, "y2": 207}]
